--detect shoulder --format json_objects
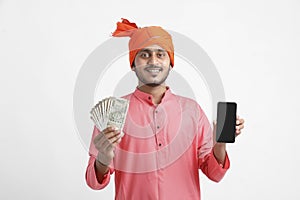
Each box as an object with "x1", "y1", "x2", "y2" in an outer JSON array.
[
  {"x1": 120, "y1": 92, "x2": 134, "y2": 100},
  {"x1": 172, "y1": 94, "x2": 204, "y2": 118},
  {"x1": 173, "y1": 94, "x2": 200, "y2": 108}
]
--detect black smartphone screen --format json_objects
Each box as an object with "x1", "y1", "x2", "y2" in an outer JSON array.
[{"x1": 216, "y1": 102, "x2": 237, "y2": 143}]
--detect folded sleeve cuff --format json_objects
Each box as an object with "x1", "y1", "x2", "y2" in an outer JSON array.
[
  {"x1": 85, "y1": 156, "x2": 113, "y2": 190},
  {"x1": 213, "y1": 150, "x2": 230, "y2": 170},
  {"x1": 199, "y1": 150, "x2": 230, "y2": 182}
]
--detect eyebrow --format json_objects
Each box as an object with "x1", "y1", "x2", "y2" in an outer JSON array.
[{"x1": 139, "y1": 48, "x2": 167, "y2": 53}]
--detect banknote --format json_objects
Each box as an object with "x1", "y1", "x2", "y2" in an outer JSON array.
[
  {"x1": 106, "y1": 97, "x2": 129, "y2": 131},
  {"x1": 90, "y1": 97, "x2": 129, "y2": 131}
]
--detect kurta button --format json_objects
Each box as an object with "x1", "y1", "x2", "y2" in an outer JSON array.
[
  {"x1": 159, "y1": 143, "x2": 162, "y2": 146},
  {"x1": 155, "y1": 110, "x2": 158, "y2": 113},
  {"x1": 148, "y1": 97, "x2": 151, "y2": 100},
  {"x1": 157, "y1": 126, "x2": 160, "y2": 129}
]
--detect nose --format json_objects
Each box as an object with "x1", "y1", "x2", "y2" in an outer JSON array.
[{"x1": 147, "y1": 53, "x2": 159, "y2": 65}]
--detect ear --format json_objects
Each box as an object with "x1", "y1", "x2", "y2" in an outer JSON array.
[{"x1": 131, "y1": 63, "x2": 136, "y2": 71}]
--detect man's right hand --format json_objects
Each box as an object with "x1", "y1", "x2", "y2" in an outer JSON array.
[{"x1": 93, "y1": 126, "x2": 123, "y2": 166}]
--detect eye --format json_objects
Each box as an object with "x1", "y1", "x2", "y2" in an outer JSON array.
[
  {"x1": 157, "y1": 52, "x2": 166, "y2": 58},
  {"x1": 140, "y1": 52, "x2": 149, "y2": 58}
]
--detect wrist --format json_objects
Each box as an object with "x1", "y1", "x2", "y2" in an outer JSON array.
[
  {"x1": 95, "y1": 159, "x2": 109, "y2": 173},
  {"x1": 213, "y1": 143, "x2": 226, "y2": 165},
  {"x1": 96, "y1": 152, "x2": 112, "y2": 166},
  {"x1": 94, "y1": 158, "x2": 110, "y2": 183}
]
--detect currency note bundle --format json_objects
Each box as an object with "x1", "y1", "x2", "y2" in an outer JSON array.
[{"x1": 90, "y1": 97, "x2": 130, "y2": 131}]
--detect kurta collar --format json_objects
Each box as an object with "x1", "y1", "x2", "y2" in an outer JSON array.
[{"x1": 133, "y1": 86, "x2": 173, "y2": 105}]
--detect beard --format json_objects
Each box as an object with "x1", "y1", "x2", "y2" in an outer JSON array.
[{"x1": 145, "y1": 83, "x2": 161, "y2": 87}]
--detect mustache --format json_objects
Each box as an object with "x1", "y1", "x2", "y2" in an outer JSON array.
[{"x1": 145, "y1": 65, "x2": 162, "y2": 70}]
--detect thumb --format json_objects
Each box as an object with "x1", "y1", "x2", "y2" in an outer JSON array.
[
  {"x1": 212, "y1": 120, "x2": 217, "y2": 145},
  {"x1": 213, "y1": 120, "x2": 216, "y2": 127}
]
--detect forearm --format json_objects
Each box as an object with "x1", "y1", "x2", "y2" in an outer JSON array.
[
  {"x1": 94, "y1": 160, "x2": 110, "y2": 183},
  {"x1": 213, "y1": 143, "x2": 226, "y2": 165}
]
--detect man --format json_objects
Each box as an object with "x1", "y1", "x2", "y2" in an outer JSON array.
[{"x1": 86, "y1": 18, "x2": 245, "y2": 200}]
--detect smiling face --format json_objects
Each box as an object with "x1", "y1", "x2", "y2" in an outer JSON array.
[{"x1": 132, "y1": 44, "x2": 171, "y2": 87}]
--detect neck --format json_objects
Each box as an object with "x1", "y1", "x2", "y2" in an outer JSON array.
[{"x1": 137, "y1": 84, "x2": 167, "y2": 105}]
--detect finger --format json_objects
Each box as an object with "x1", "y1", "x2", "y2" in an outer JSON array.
[
  {"x1": 95, "y1": 129, "x2": 120, "y2": 144},
  {"x1": 102, "y1": 133, "x2": 119, "y2": 151},
  {"x1": 102, "y1": 126, "x2": 116, "y2": 134},
  {"x1": 105, "y1": 130, "x2": 121, "y2": 140},
  {"x1": 115, "y1": 137, "x2": 122, "y2": 144},
  {"x1": 109, "y1": 134, "x2": 122, "y2": 145},
  {"x1": 95, "y1": 130, "x2": 121, "y2": 150},
  {"x1": 119, "y1": 131, "x2": 125, "y2": 138},
  {"x1": 104, "y1": 136, "x2": 120, "y2": 151},
  {"x1": 95, "y1": 135, "x2": 111, "y2": 151},
  {"x1": 236, "y1": 118, "x2": 245, "y2": 126},
  {"x1": 240, "y1": 118, "x2": 245, "y2": 124},
  {"x1": 239, "y1": 124, "x2": 244, "y2": 130},
  {"x1": 101, "y1": 139, "x2": 114, "y2": 152},
  {"x1": 93, "y1": 131, "x2": 106, "y2": 145},
  {"x1": 112, "y1": 137, "x2": 122, "y2": 147},
  {"x1": 94, "y1": 127, "x2": 114, "y2": 144}
]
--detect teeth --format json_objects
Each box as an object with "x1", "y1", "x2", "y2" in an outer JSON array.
[{"x1": 148, "y1": 69, "x2": 160, "y2": 73}]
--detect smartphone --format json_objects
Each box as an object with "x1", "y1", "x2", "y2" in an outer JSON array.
[{"x1": 216, "y1": 102, "x2": 237, "y2": 143}]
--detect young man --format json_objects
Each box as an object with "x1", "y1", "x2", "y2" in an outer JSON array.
[{"x1": 86, "y1": 18, "x2": 245, "y2": 200}]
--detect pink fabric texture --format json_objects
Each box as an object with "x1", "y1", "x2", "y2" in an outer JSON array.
[{"x1": 86, "y1": 87, "x2": 230, "y2": 200}]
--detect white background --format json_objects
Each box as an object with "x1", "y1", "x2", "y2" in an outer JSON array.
[{"x1": 1, "y1": 0, "x2": 300, "y2": 199}]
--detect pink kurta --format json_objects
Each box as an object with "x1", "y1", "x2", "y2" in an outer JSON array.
[{"x1": 86, "y1": 87, "x2": 230, "y2": 200}]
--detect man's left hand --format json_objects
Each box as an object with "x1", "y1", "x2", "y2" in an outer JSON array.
[{"x1": 212, "y1": 115, "x2": 245, "y2": 165}]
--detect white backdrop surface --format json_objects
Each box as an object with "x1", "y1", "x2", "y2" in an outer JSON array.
[{"x1": 1, "y1": 0, "x2": 299, "y2": 199}]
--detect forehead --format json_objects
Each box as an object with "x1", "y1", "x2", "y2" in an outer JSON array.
[{"x1": 139, "y1": 44, "x2": 166, "y2": 52}]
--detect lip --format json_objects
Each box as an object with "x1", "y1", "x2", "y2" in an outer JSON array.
[{"x1": 145, "y1": 68, "x2": 162, "y2": 73}]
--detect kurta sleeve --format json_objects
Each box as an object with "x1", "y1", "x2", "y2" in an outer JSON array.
[
  {"x1": 196, "y1": 106, "x2": 230, "y2": 182},
  {"x1": 85, "y1": 126, "x2": 114, "y2": 190}
]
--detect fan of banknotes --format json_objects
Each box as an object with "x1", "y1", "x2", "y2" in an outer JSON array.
[{"x1": 90, "y1": 97, "x2": 130, "y2": 131}]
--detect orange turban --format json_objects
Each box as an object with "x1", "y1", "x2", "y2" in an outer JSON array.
[{"x1": 111, "y1": 18, "x2": 174, "y2": 68}]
